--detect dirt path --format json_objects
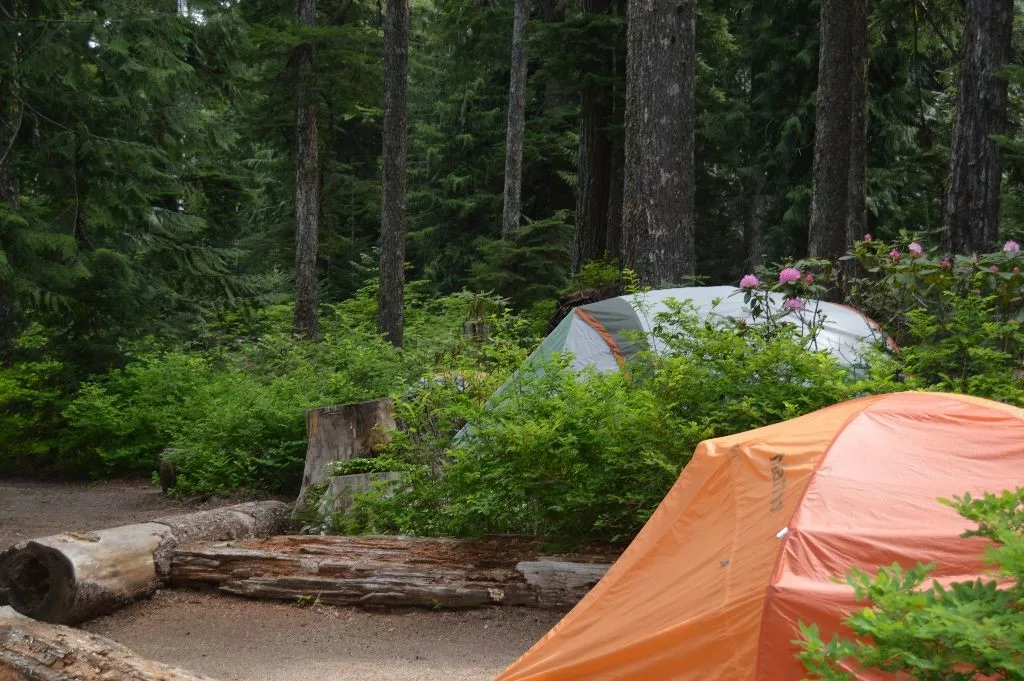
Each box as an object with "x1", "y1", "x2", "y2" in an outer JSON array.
[{"x1": 0, "y1": 479, "x2": 559, "y2": 681}]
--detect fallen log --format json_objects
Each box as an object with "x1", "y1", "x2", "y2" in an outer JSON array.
[
  {"x1": 171, "y1": 535, "x2": 615, "y2": 609},
  {"x1": 0, "y1": 501, "x2": 292, "y2": 625},
  {"x1": 0, "y1": 608, "x2": 220, "y2": 681}
]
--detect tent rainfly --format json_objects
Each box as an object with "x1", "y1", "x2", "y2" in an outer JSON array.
[
  {"x1": 510, "y1": 286, "x2": 889, "y2": 382},
  {"x1": 495, "y1": 391, "x2": 1024, "y2": 681}
]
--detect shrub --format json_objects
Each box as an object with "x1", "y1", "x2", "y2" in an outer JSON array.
[
  {"x1": 798, "y1": 488, "x2": 1024, "y2": 680},
  {"x1": 0, "y1": 324, "x2": 77, "y2": 475},
  {"x1": 342, "y1": 302, "x2": 895, "y2": 542},
  {"x1": 841, "y1": 236, "x2": 1024, "y2": 404},
  {"x1": 61, "y1": 352, "x2": 212, "y2": 475}
]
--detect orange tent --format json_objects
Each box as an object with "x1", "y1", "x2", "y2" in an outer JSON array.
[{"x1": 496, "y1": 392, "x2": 1024, "y2": 681}]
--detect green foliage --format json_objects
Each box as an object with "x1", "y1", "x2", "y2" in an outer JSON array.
[
  {"x1": 325, "y1": 456, "x2": 409, "y2": 476},
  {"x1": 798, "y1": 488, "x2": 1024, "y2": 680},
  {"x1": 842, "y1": 236, "x2": 1024, "y2": 405},
  {"x1": 341, "y1": 302, "x2": 891, "y2": 542},
  {"x1": 46, "y1": 287, "x2": 525, "y2": 493},
  {"x1": 55, "y1": 299, "x2": 411, "y2": 491}
]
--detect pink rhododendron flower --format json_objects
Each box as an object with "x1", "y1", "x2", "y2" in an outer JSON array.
[
  {"x1": 991, "y1": 265, "x2": 1000, "y2": 272},
  {"x1": 783, "y1": 298, "x2": 805, "y2": 310},
  {"x1": 804, "y1": 273, "x2": 815, "y2": 284},
  {"x1": 1004, "y1": 240, "x2": 1020, "y2": 254},
  {"x1": 739, "y1": 274, "x2": 760, "y2": 289},
  {"x1": 889, "y1": 249, "x2": 901, "y2": 261},
  {"x1": 940, "y1": 258, "x2": 951, "y2": 269},
  {"x1": 1015, "y1": 267, "x2": 1021, "y2": 274},
  {"x1": 778, "y1": 267, "x2": 801, "y2": 284},
  {"x1": 863, "y1": 234, "x2": 873, "y2": 242},
  {"x1": 908, "y1": 242, "x2": 924, "y2": 257}
]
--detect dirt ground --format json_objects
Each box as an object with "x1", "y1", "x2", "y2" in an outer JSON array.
[{"x1": 0, "y1": 479, "x2": 561, "y2": 681}]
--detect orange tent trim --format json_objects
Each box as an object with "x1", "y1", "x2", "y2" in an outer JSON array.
[{"x1": 574, "y1": 307, "x2": 628, "y2": 369}]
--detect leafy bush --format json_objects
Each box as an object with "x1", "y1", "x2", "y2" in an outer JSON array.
[
  {"x1": 55, "y1": 287, "x2": 532, "y2": 494},
  {"x1": 0, "y1": 325, "x2": 77, "y2": 475},
  {"x1": 798, "y1": 488, "x2": 1024, "y2": 680},
  {"x1": 59, "y1": 320, "x2": 409, "y2": 492},
  {"x1": 342, "y1": 302, "x2": 895, "y2": 542},
  {"x1": 841, "y1": 236, "x2": 1024, "y2": 405}
]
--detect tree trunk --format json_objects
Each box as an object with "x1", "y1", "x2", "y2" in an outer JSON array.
[
  {"x1": 501, "y1": 0, "x2": 529, "y2": 238},
  {"x1": 572, "y1": 0, "x2": 614, "y2": 273},
  {"x1": 622, "y1": 0, "x2": 696, "y2": 287},
  {"x1": 296, "y1": 398, "x2": 397, "y2": 505},
  {"x1": 171, "y1": 535, "x2": 615, "y2": 610},
  {"x1": 808, "y1": 0, "x2": 855, "y2": 261},
  {"x1": 941, "y1": 0, "x2": 1013, "y2": 254},
  {"x1": 378, "y1": 0, "x2": 409, "y2": 347},
  {"x1": 293, "y1": 0, "x2": 320, "y2": 339},
  {"x1": 605, "y1": 33, "x2": 626, "y2": 264},
  {"x1": 845, "y1": 0, "x2": 869, "y2": 252},
  {"x1": 605, "y1": 139, "x2": 624, "y2": 263},
  {"x1": 1, "y1": 608, "x2": 221, "y2": 681},
  {"x1": 0, "y1": 503, "x2": 292, "y2": 625},
  {"x1": 744, "y1": 187, "x2": 768, "y2": 272},
  {"x1": 0, "y1": 1, "x2": 21, "y2": 351}
]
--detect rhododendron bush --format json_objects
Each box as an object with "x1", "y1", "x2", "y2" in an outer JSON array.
[{"x1": 738, "y1": 237, "x2": 1024, "y2": 406}]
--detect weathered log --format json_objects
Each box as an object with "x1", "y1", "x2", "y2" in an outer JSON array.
[
  {"x1": 0, "y1": 608, "x2": 220, "y2": 681},
  {"x1": 297, "y1": 398, "x2": 397, "y2": 505},
  {"x1": 0, "y1": 501, "x2": 292, "y2": 625},
  {"x1": 171, "y1": 535, "x2": 614, "y2": 610}
]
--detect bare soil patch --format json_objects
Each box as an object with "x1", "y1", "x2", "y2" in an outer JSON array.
[{"x1": 0, "y1": 479, "x2": 558, "y2": 681}]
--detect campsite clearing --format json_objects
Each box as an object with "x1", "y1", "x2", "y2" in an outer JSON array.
[{"x1": 0, "y1": 479, "x2": 558, "y2": 681}]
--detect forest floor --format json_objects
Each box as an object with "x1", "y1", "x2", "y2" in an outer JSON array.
[{"x1": 0, "y1": 479, "x2": 560, "y2": 681}]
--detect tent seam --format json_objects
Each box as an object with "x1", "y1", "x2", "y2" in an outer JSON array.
[
  {"x1": 574, "y1": 308, "x2": 628, "y2": 371},
  {"x1": 750, "y1": 402, "x2": 877, "y2": 681}
]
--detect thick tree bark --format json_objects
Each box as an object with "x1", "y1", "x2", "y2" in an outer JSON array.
[
  {"x1": 501, "y1": 0, "x2": 528, "y2": 238},
  {"x1": 293, "y1": 0, "x2": 320, "y2": 339},
  {"x1": 0, "y1": 503, "x2": 292, "y2": 625},
  {"x1": 622, "y1": 0, "x2": 695, "y2": 287},
  {"x1": 572, "y1": 0, "x2": 614, "y2": 273},
  {"x1": 808, "y1": 0, "x2": 856, "y2": 261},
  {"x1": 171, "y1": 535, "x2": 615, "y2": 610},
  {"x1": 378, "y1": 0, "x2": 409, "y2": 347},
  {"x1": 605, "y1": 138, "x2": 623, "y2": 263},
  {"x1": 296, "y1": 398, "x2": 396, "y2": 505},
  {"x1": 1, "y1": 608, "x2": 221, "y2": 681},
  {"x1": 845, "y1": 0, "x2": 869, "y2": 251},
  {"x1": 941, "y1": 0, "x2": 1013, "y2": 254}
]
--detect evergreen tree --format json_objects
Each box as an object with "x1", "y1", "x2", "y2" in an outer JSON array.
[
  {"x1": 572, "y1": 0, "x2": 616, "y2": 273},
  {"x1": 379, "y1": 0, "x2": 409, "y2": 347},
  {"x1": 622, "y1": 0, "x2": 696, "y2": 286},
  {"x1": 501, "y1": 0, "x2": 529, "y2": 238},
  {"x1": 808, "y1": 0, "x2": 860, "y2": 261},
  {"x1": 942, "y1": 0, "x2": 1014, "y2": 254},
  {"x1": 293, "y1": 0, "x2": 321, "y2": 339}
]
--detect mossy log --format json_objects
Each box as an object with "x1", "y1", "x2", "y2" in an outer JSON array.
[
  {"x1": 0, "y1": 501, "x2": 292, "y2": 625},
  {"x1": 0, "y1": 607, "x2": 219, "y2": 681},
  {"x1": 171, "y1": 535, "x2": 614, "y2": 609}
]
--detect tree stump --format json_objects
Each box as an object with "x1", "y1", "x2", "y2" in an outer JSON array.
[
  {"x1": 0, "y1": 501, "x2": 292, "y2": 625},
  {"x1": 296, "y1": 398, "x2": 396, "y2": 505}
]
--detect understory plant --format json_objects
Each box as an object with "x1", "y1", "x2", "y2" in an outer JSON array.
[
  {"x1": 341, "y1": 302, "x2": 895, "y2": 542},
  {"x1": 798, "y1": 488, "x2": 1024, "y2": 680}
]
